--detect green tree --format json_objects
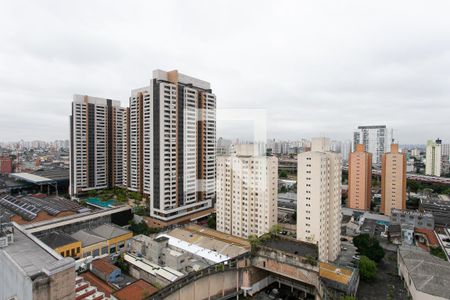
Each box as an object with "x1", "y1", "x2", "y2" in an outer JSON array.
[
  {"x1": 359, "y1": 256, "x2": 377, "y2": 281},
  {"x1": 207, "y1": 214, "x2": 216, "y2": 229},
  {"x1": 353, "y1": 234, "x2": 385, "y2": 263},
  {"x1": 279, "y1": 170, "x2": 288, "y2": 178},
  {"x1": 430, "y1": 246, "x2": 447, "y2": 261}
]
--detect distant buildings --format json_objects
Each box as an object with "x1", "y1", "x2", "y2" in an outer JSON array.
[
  {"x1": 297, "y1": 137, "x2": 341, "y2": 262},
  {"x1": 122, "y1": 70, "x2": 216, "y2": 224},
  {"x1": 348, "y1": 144, "x2": 372, "y2": 211},
  {"x1": 381, "y1": 144, "x2": 406, "y2": 216},
  {"x1": 69, "y1": 95, "x2": 126, "y2": 196},
  {"x1": 216, "y1": 144, "x2": 278, "y2": 238},
  {"x1": 0, "y1": 156, "x2": 12, "y2": 174},
  {"x1": 353, "y1": 125, "x2": 393, "y2": 165},
  {"x1": 425, "y1": 138, "x2": 442, "y2": 177}
]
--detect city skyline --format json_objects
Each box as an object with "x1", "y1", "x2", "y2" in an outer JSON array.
[{"x1": 1, "y1": 1, "x2": 450, "y2": 143}]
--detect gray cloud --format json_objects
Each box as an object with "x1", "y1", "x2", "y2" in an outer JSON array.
[{"x1": 0, "y1": 0, "x2": 449, "y2": 144}]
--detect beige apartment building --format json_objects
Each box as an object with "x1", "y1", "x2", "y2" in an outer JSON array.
[
  {"x1": 381, "y1": 144, "x2": 406, "y2": 216},
  {"x1": 216, "y1": 144, "x2": 278, "y2": 238},
  {"x1": 297, "y1": 138, "x2": 341, "y2": 262},
  {"x1": 425, "y1": 138, "x2": 442, "y2": 177},
  {"x1": 348, "y1": 144, "x2": 372, "y2": 210}
]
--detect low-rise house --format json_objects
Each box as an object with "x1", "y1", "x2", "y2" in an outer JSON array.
[{"x1": 91, "y1": 258, "x2": 122, "y2": 283}]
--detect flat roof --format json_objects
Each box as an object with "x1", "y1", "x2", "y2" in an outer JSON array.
[
  {"x1": 10, "y1": 173, "x2": 54, "y2": 184},
  {"x1": 399, "y1": 246, "x2": 450, "y2": 298},
  {"x1": 262, "y1": 237, "x2": 318, "y2": 258},
  {"x1": 157, "y1": 233, "x2": 231, "y2": 263},
  {"x1": 124, "y1": 253, "x2": 182, "y2": 282},
  {"x1": 320, "y1": 262, "x2": 354, "y2": 285},
  {"x1": 1, "y1": 223, "x2": 74, "y2": 277}
]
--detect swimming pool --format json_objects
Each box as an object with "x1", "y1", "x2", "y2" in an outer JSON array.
[{"x1": 86, "y1": 197, "x2": 117, "y2": 208}]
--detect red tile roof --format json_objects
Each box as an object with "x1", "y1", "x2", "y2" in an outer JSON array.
[
  {"x1": 92, "y1": 258, "x2": 120, "y2": 276},
  {"x1": 80, "y1": 271, "x2": 116, "y2": 297},
  {"x1": 112, "y1": 279, "x2": 158, "y2": 300},
  {"x1": 415, "y1": 228, "x2": 439, "y2": 246}
]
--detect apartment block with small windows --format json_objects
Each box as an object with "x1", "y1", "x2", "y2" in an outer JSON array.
[
  {"x1": 297, "y1": 137, "x2": 341, "y2": 262},
  {"x1": 124, "y1": 70, "x2": 216, "y2": 222},
  {"x1": 216, "y1": 144, "x2": 278, "y2": 238},
  {"x1": 381, "y1": 144, "x2": 406, "y2": 216},
  {"x1": 425, "y1": 138, "x2": 442, "y2": 177},
  {"x1": 70, "y1": 95, "x2": 127, "y2": 196},
  {"x1": 348, "y1": 144, "x2": 372, "y2": 210}
]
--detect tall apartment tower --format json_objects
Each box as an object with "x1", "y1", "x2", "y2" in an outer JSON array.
[
  {"x1": 348, "y1": 144, "x2": 372, "y2": 210},
  {"x1": 70, "y1": 95, "x2": 126, "y2": 196},
  {"x1": 297, "y1": 137, "x2": 341, "y2": 262},
  {"x1": 353, "y1": 125, "x2": 393, "y2": 165},
  {"x1": 124, "y1": 70, "x2": 216, "y2": 223},
  {"x1": 381, "y1": 144, "x2": 406, "y2": 216},
  {"x1": 216, "y1": 144, "x2": 278, "y2": 238},
  {"x1": 425, "y1": 138, "x2": 442, "y2": 177}
]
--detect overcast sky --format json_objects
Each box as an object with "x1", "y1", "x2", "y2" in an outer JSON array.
[{"x1": 1, "y1": 1, "x2": 449, "y2": 144}]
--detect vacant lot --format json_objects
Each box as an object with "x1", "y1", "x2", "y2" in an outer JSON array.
[{"x1": 357, "y1": 250, "x2": 408, "y2": 300}]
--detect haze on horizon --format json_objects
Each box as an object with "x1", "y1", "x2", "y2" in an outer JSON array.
[{"x1": 0, "y1": 0, "x2": 450, "y2": 144}]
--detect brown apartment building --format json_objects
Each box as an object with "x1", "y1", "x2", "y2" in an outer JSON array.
[
  {"x1": 381, "y1": 144, "x2": 406, "y2": 216},
  {"x1": 125, "y1": 70, "x2": 216, "y2": 225},
  {"x1": 348, "y1": 144, "x2": 372, "y2": 210}
]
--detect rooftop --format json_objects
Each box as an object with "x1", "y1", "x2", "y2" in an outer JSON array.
[
  {"x1": 399, "y1": 246, "x2": 450, "y2": 299},
  {"x1": 319, "y1": 262, "x2": 354, "y2": 285},
  {"x1": 92, "y1": 258, "x2": 120, "y2": 276},
  {"x1": 0, "y1": 222, "x2": 74, "y2": 277},
  {"x1": 90, "y1": 223, "x2": 131, "y2": 240},
  {"x1": 71, "y1": 229, "x2": 106, "y2": 247},
  {"x1": 261, "y1": 237, "x2": 318, "y2": 259},
  {"x1": 39, "y1": 231, "x2": 79, "y2": 249},
  {"x1": 112, "y1": 279, "x2": 158, "y2": 300},
  {"x1": 80, "y1": 271, "x2": 115, "y2": 297},
  {"x1": 10, "y1": 172, "x2": 54, "y2": 184}
]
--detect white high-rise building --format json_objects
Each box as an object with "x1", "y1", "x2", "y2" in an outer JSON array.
[
  {"x1": 124, "y1": 70, "x2": 216, "y2": 223},
  {"x1": 70, "y1": 95, "x2": 126, "y2": 196},
  {"x1": 425, "y1": 139, "x2": 442, "y2": 177},
  {"x1": 216, "y1": 144, "x2": 278, "y2": 238},
  {"x1": 297, "y1": 137, "x2": 341, "y2": 262},
  {"x1": 353, "y1": 125, "x2": 393, "y2": 166}
]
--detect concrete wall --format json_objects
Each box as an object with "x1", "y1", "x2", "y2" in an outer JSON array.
[
  {"x1": 163, "y1": 271, "x2": 241, "y2": 300},
  {"x1": 0, "y1": 251, "x2": 33, "y2": 300}
]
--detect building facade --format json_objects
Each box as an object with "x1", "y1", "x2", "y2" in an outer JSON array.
[
  {"x1": 348, "y1": 144, "x2": 372, "y2": 211},
  {"x1": 297, "y1": 137, "x2": 341, "y2": 262},
  {"x1": 216, "y1": 144, "x2": 278, "y2": 238},
  {"x1": 0, "y1": 156, "x2": 12, "y2": 174},
  {"x1": 353, "y1": 125, "x2": 393, "y2": 166},
  {"x1": 124, "y1": 70, "x2": 216, "y2": 222},
  {"x1": 381, "y1": 144, "x2": 406, "y2": 216},
  {"x1": 425, "y1": 138, "x2": 442, "y2": 177},
  {"x1": 69, "y1": 95, "x2": 126, "y2": 196}
]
